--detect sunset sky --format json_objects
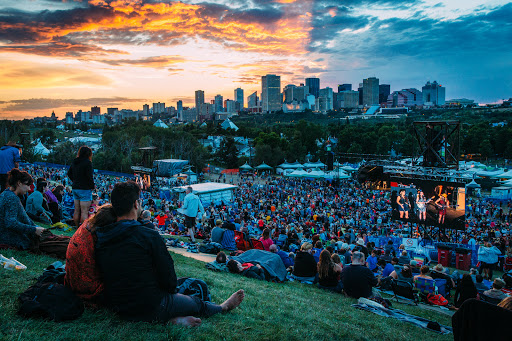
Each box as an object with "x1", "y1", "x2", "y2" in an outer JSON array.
[{"x1": 0, "y1": 0, "x2": 511, "y2": 119}]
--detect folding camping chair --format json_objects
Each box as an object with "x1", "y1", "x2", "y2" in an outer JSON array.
[
  {"x1": 234, "y1": 230, "x2": 250, "y2": 251},
  {"x1": 391, "y1": 279, "x2": 418, "y2": 305},
  {"x1": 250, "y1": 238, "x2": 265, "y2": 250},
  {"x1": 504, "y1": 257, "x2": 512, "y2": 271},
  {"x1": 414, "y1": 277, "x2": 437, "y2": 302}
]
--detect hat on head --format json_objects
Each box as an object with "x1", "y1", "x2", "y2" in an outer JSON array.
[
  {"x1": 341, "y1": 243, "x2": 349, "y2": 250},
  {"x1": 410, "y1": 260, "x2": 418, "y2": 267},
  {"x1": 356, "y1": 239, "x2": 365, "y2": 246},
  {"x1": 433, "y1": 264, "x2": 444, "y2": 273}
]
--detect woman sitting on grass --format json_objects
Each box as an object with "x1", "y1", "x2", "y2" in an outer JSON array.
[
  {"x1": 65, "y1": 204, "x2": 117, "y2": 303},
  {"x1": 259, "y1": 228, "x2": 274, "y2": 251},
  {"x1": 291, "y1": 242, "x2": 318, "y2": 283},
  {"x1": 26, "y1": 177, "x2": 53, "y2": 224},
  {"x1": 0, "y1": 169, "x2": 45, "y2": 250},
  {"x1": 454, "y1": 274, "x2": 478, "y2": 308},
  {"x1": 317, "y1": 250, "x2": 343, "y2": 293}
]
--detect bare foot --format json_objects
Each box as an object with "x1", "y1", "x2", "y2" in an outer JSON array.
[
  {"x1": 170, "y1": 316, "x2": 202, "y2": 327},
  {"x1": 221, "y1": 289, "x2": 245, "y2": 312}
]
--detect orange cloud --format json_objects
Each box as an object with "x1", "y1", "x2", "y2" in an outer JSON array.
[
  {"x1": 0, "y1": 1, "x2": 314, "y2": 58},
  {"x1": 0, "y1": 61, "x2": 112, "y2": 89}
]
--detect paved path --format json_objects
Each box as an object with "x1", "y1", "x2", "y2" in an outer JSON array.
[{"x1": 168, "y1": 247, "x2": 216, "y2": 263}]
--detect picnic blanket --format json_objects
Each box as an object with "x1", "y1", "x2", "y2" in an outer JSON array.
[
  {"x1": 230, "y1": 249, "x2": 287, "y2": 282},
  {"x1": 205, "y1": 260, "x2": 229, "y2": 272},
  {"x1": 352, "y1": 303, "x2": 453, "y2": 335}
]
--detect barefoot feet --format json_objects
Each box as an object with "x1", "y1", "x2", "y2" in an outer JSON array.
[
  {"x1": 221, "y1": 289, "x2": 245, "y2": 312},
  {"x1": 170, "y1": 316, "x2": 202, "y2": 327}
]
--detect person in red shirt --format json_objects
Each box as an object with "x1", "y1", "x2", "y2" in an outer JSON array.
[{"x1": 155, "y1": 212, "x2": 168, "y2": 232}]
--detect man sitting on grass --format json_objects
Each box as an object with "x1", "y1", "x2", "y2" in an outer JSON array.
[
  {"x1": 95, "y1": 181, "x2": 244, "y2": 326},
  {"x1": 340, "y1": 251, "x2": 378, "y2": 298}
]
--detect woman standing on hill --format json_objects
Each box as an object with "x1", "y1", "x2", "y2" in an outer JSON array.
[{"x1": 68, "y1": 146, "x2": 95, "y2": 227}]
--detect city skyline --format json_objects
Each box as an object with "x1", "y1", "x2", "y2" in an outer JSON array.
[{"x1": 0, "y1": 0, "x2": 511, "y2": 119}]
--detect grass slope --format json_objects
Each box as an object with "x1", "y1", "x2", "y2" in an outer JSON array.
[{"x1": 0, "y1": 247, "x2": 452, "y2": 341}]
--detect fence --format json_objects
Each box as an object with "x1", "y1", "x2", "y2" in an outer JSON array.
[{"x1": 368, "y1": 236, "x2": 480, "y2": 267}]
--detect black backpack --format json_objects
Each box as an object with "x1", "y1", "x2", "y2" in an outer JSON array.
[
  {"x1": 176, "y1": 277, "x2": 211, "y2": 302},
  {"x1": 199, "y1": 242, "x2": 221, "y2": 254},
  {"x1": 18, "y1": 282, "x2": 84, "y2": 322}
]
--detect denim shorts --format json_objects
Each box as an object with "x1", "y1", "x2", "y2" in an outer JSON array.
[{"x1": 73, "y1": 189, "x2": 92, "y2": 202}]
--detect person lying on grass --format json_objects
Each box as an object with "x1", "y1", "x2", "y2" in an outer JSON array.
[
  {"x1": 89, "y1": 181, "x2": 244, "y2": 326},
  {"x1": 227, "y1": 259, "x2": 266, "y2": 281}
]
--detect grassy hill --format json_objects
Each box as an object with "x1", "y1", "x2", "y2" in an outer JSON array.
[{"x1": 0, "y1": 245, "x2": 453, "y2": 341}]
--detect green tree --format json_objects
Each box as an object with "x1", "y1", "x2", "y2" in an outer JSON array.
[
  {"x1": 216, "y1": 137, "x2": 239, "y2": 169},
  {"x1": 34, "y1": 128, "x2": 57, "y2": 147}
]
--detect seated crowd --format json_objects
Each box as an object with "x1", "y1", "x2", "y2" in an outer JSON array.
[{"x1": 1, "y1": 160, "x2": 512, "y2": 327}]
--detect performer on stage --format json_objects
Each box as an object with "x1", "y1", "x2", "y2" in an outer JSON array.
[
  {"x1": 435, "y1": 194, "x2": 449, "y2": 225},
  {"x1": 396, "y1": 189, "x2": 410, "y2": 220},
  {"x1": 415, "y1": 190, "x2": 431, "y2": 222}
]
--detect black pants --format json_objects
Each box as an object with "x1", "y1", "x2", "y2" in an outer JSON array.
[{"x1": 156, "y1": 293, "x2": 222, "y2": 323}]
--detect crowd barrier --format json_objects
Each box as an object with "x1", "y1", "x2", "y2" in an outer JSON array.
[{"x1": 367, "y1": 237, "x2": 480, "y2": 267}]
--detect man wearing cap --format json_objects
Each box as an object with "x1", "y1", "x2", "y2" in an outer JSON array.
[
  {"x1": 181, "y1": 186, "x2": 204, "y2": 242},
  {"x1": 0, "y1": 141, "x2": 21, "y2": 192}
]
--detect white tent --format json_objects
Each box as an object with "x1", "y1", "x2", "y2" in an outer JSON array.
[
  {"x1": 308, "y1": 169, "x2": 326, "y2": 178},
  {"x1": 153, "y1": 119, "x2": 169, "y2": 129},
  {"x1": 325, "y1": 171, "x2": 350, "y2": 179},
  {"x1": 34, "y1": 141, "x2": 50, "y2": 156},
  {"x1": 286, "y1": 169, "x2": 308, "y2": 178},
  {"x1": 56, "y1": 124, "x2": 65, "y2": 130},
  {"x1": 497, "y1": 169, "x2": 512, "y2": 179}
]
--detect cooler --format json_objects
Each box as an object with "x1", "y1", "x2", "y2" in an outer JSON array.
[
  {"x1": 455, "y1": 248, "x2": 472, "y2": 271},
  {"x1": 437, "y1": 244, "x2": 451, "y2": 267}
]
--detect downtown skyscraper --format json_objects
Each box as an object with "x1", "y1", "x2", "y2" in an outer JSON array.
[{"x1": 261, "y1": 74, "x2": 281, "y2": 113}]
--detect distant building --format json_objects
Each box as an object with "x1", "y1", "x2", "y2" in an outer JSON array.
[
  {"x1": 283, "y1": 100, "x2": 310, "y2": 113},
  {"x1": 234, "y1": 88, "x2": 244, "y2": 110},
  {"x1": 338, "y1": 84, "x2": 352, "y2": 92},
  {"x1": 363, "y1": 77, "x2": 379, "y2": 106},
  {"x1": 247, "y1": 91, "x2": 260, "y2": 113},
  {"x1": 306, "y1": 78, "x2": 320, "y2": 98},
  {"x1": 91, "y1": 106, "x2": 100, "y2": 116},
  {"x1": 65, "y1": 112, "x2": 74, "y2": 125},
  {"x1": 153, "y1": 102, "x2": 165, "y2": 114},
  {"x1": 195, "y1": 90, "x2": 205, "y2": 111},
  {"x1": 358, "y1": 84, "x2": 363, "y2": 105},
  {"x1": 214, "y1": 94, "x2": 224, "y2": 113},
  {"x1": 142, "y1": 104, "x2": 150, "y2": 116},
  {"x1": 225, "y1": 100, "x2": 236, "y2": 113},
  {"x1": 107, "y1": 108, "x2": 118, "y2": 116},
  {"x1": 177, "y1": 100, "x2": 183, "y2": 116},
  {"x1": 262, "y1": 74, "x2": 281, "y2": 113},
  {"x1": 387, "y1": 88, "x2": 423, "y2": 107},
  {"x1": 167, "y1": 106, "x2": 176, "y2": 115},
  {"x1": 181, "y1": 108, "x2": 197, "y2": 123},
  {"x1": 338, "y1": 91, "x2": 360, "y2": 109},
  {"x1": 199, "y1": 103, "x2": 213, "y2": 121},
  {"x1": 445, "y1": 98, "x2": 475, "y2": 107},
  {"x1": 422, "y1": 81, "x2": 445, "y2": 106},
  {"x1": 379, "y1": 84, "x2": 391, "y2": 105},
  {"x1": 284, "y1": 84, "x2": 308, "y2": 103},
  {"x1": 318, "y1": 87, "x2": 334, "y2": 112}
]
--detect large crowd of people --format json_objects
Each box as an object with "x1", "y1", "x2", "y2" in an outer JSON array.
[{"x1": 1, "y1": 143, "x2": 512, "y2": 326}]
